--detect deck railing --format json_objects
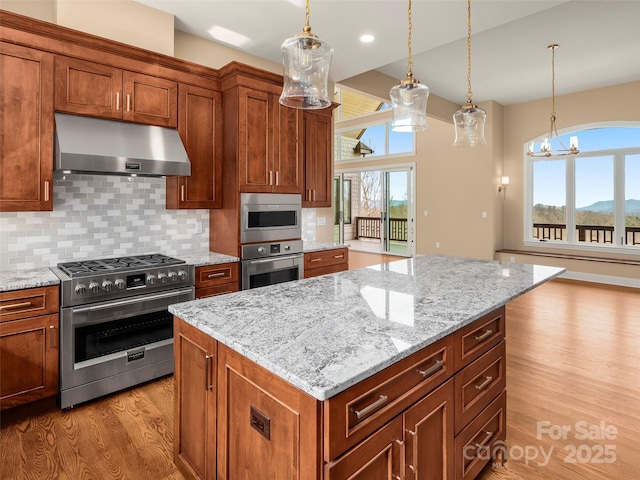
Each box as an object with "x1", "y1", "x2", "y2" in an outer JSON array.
[
  {"x1": 533, "y1": 223, "x2": 640, "y2": 245},
  {"x1": 355, "y1": 217, "x2": 407, "y2": 242}
]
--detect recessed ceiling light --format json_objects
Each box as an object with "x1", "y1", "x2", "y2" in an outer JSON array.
[{"x1": 360, "y1": 34, "x2": 375, "y2": 43}]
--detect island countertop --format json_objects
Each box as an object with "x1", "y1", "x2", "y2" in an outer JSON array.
[{"x1": 169, "y1": 254, "x2": 564, "y2": 400}]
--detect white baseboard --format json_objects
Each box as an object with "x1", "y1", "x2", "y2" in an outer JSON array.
[{"x1": 560, "y1": 271, "x2": 640, "y2": 289}]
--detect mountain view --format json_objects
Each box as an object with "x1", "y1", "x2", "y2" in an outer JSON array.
[
  {"x1": 534, "y1": 199, "x2": 640, "y2": 227},
  {"x1": 577, "y1": 199, "x2": 640, "y2": 214}
]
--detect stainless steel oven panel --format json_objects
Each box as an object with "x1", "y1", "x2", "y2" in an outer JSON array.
[
  {"x1": 60, "y1": 287, "x2": 193, "y2": 393},
  {"x1": 242, "y1": 254, "x2": 304, "y2": 290},
  {"x1": 240, "y1": 193, "x2": 302, "y2": 244}
]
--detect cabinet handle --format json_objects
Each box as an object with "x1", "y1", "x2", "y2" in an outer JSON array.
[
  {"x1": 207, "y1": 272, "x2": 226, "y2": 279},
  {"x1": 417, "y1": 359, "x2": 444, "y2": 378},
  {"x1": 313, "y1": 189, "x2": 316, "y2": 201},
  {"x1": 44, "y1": 181, "x2": 50, "y2": 202},
  {"x1": 353, "y1": 394, "x2": 388, "y2": 419},
  {"x1": 475, "y1": 375, "x2": 494, "y2": 391},
  {"x1": 407, "y1": 429, "x2": 417, "y2": 436},
  {"x1": 181, "y1": 185, "x2": 185, "y2": 202},
  {"x1": 474, "y1": 329, "x2": 493, "y2": 342},
  {"x1": 333, "y1": 254, "x2": 344, "y2": 259},
  {"x1": 116, "y1": 92, "x2": 120, "y2": 111},
  {"x1": 309, "y1": 258, "x2": 322, "y2": 263},
  {"x1": 49, "y1": 325, "x2": 56, "y2": 348},
  {"x1": 269, "y1": 171, "x2": 273, "y2": 186},
  {"x1": 205, "y1": 354, "x2": 214, "y2": 391},
  {"x1": 474, "y1": 430, "x2": 494, "y2": 449},
  {"x1": 126, "y1": 94, "x2": 131, "y2": 112},
  {"x1": 408, "y1": 464, "x2": 416, "y2": 473},
  {"x1": 0, "y1": 301, "x2": 32, "y2": 311}
]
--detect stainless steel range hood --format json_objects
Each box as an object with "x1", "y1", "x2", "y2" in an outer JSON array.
[{"x1": 54, "y1": 113, "x2": 191, "y2": 177}]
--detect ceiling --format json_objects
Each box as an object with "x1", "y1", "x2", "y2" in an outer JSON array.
[{"x1": 135, "y1": 0, "x2": 640, "y2": 106}]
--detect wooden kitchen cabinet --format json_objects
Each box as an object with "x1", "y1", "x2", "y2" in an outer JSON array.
[
  {"x1": 194, "y1": 263, "x2": 240, "y2": 299},
  {"x1": 167, "y1": 84, "x2": 222, "y2": 209},
  {"x1": 302, "y1": 108, "x2": 336, "y2": 207},
  {"x1": 55, "y1": 55, "x2": 178, "y2": 127},
  {"x1": 0, "y1": 286, "x2": 59, "y2": 409},
  {"x1": 173, "y1": 318, "x2": 217, "y2": 480},
  {"x1": 0, "y1": 42, "x2": 54, "y2": 212},
  {"x1": 304, "y1": 247, "x2": 348, "y2": 278},
  {"x1": 236, "y1": 86, "x2": 302, "y2": 194}
]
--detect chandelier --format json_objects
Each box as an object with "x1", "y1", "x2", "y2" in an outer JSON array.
[
  {"x1": 280, "y1": 0, "x2": 333, "y2": 109},
  {"x1": 527, "y1": 44, "x2": 579, "y2": 157},
  {"x1": 390, "y1": 0, "x2": 429, "y2": 132},
  {"x1": 453, "y1": 0, "x2": 486, "y2": 147}
]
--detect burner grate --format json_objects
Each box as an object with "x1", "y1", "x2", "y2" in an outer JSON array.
[{"x1": 57, "y1": 254, "x2": 184, "y2": 278}]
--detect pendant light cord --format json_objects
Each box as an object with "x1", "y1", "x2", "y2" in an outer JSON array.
[
  {"x1": 406, "y1": 0, "x2": 414, "y2": 78},
  {"x1": 466, "y1": 0, "x2": 473, "y2": 105}
]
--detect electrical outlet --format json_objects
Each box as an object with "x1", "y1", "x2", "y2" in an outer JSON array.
[
  {"x1": 195, "y1": 222, "x2": 203, "y2": 234},
  {"x1": 423, "y1": 210, "x2": 428, "y2": 217},
  {"x1": 511, "y1": 256, "x2": 516, "y2": 263},
  {"x1": 482, "y1": 211, "x2": 487, "y2": 218},
  {"x1": 317, "y1": 216, "x2": 326, "y2": 226},
  {"x1": 436, "y1": 241, "x2": 440, "y2": 249}
]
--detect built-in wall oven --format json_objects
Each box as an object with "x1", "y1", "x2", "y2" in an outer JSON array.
[
  {"x1": 51, "y1": 254, "x2": 194, "y2": 409},
  {"x1": 240, "y1": 193, "x2": 301, "y2": 244},
  {"x1": 242, "y1": 240, "x2": 304, "y2": 290}
]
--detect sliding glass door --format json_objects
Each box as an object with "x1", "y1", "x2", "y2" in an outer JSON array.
[{"x1": 382, "y1": 169, "x2": 412, "y2": 255}]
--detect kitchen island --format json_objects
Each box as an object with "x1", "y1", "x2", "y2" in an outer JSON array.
[{"x1": 169, "y1": 255, "x2": 564, "y2": 480}]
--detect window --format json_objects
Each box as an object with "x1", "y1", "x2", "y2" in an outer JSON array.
[
  {"x1": 526, "y1": 125, "x2": 640, "y2": 251},
  {"x1": 336, "y1": 123, "x2": 414, "y2": 162}
]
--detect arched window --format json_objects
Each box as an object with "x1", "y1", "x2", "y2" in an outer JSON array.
[{"x1": 524, "y1": 123, "x2": 640, "y2": 252}]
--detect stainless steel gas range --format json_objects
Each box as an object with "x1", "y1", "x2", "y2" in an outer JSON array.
[{"x1": 50, "y1": 254, "x2": 194, "y2": 409}]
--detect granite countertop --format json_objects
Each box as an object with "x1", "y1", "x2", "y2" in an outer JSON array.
[
  {"x1": 0, "y1": 268, "x2": 60, "y2": 292},
  {"x1": 169, "y1": 254, "x2": 564, "y2": 401},
  {"x1": 181, "y1": 252, "x2": 240, "y2": 267},
  {"x1": 303, "y1": 241, "x2": 349, "y2": 253}
]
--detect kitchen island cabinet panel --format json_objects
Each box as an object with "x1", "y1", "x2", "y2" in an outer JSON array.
[
  {"x1": 173, "y1": 318, "x2": 217, "y2": 480},
  {"x1": 167, "y1": 84, "x2": 222, "y2": 209},
  {"x1": 0, "y1": 42, "x2": 54, "y2": 212}
]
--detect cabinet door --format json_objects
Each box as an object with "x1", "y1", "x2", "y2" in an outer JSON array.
[
  {"x1": 122, "y1": 71, "x2": 177, "y2": 127},
  {"x1": 167, "y1": 84, "x2": 222, "y2": 209},
  {"x1": 273, "y1": 103, "x2": 303, "y2": 193},
  {"x1": 404, "y1": 379, "x2": 455, "y2": 480},
  {"x1": 238, "y1": 87, "x2": 272, "y2": 192},
  {"x1": 0, "y1": 314, "x2": 59, "y2": 410},
  {"x1": 303, "y1": 110, "x2": 333, "y2": 207},
  {"x1": 55, "y1": 55, "x2": 123, "y2": 120},
  {"x1": 324, "y1": 416, "x2": 404, "y2": 480},
  {"x1": 173, "y1": 319, "x2": 216, "y2": 480},
  {"x1": 1, "y1": 43, "x2": 54, "y2": 212}
]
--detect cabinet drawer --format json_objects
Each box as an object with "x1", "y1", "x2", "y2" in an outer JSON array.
[
  {"x1": 195, "y1": 263, "x2": 239, "y2": 288},
  {"x1": 0, "y1": 286, "x2": 59, "y2": 323},
  {"x1": 455, "y1": 390, "x2": 506, "y2": 480},
  {"x1": 454, "y1": 341, "x2": 506, "y2": 435},
  {"x1": 454, "y1": 306, "x2": 505, "y2": 371},
  {"x1": 304, "y1": 248, "x2": 348, "y2": 270},
  {"x1": 304, "y1": 263, "x2": 347, "y2": 279},
  {"x1": 196, "y1": 283, "x2": 239, "y2": 299},
  {"x1": 324, "y1": 335, "x2": 454, "y2": 461}
]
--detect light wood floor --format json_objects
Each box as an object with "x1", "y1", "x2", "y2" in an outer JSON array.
[
  {"x1": 1, "y1": 280, "x2": 638, "y2": 479},
  {"x1": 347, "y1": 250, "x2": 405, "y2": 270}
]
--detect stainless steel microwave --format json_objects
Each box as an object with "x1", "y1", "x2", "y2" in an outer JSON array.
[{"x1": 240, "y1": 193, "x2": 302, "y2": 244}]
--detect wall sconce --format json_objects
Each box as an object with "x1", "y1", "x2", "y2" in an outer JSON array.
[{"x1": 498, "y1": 176, "x2": 509, "y2": 193}]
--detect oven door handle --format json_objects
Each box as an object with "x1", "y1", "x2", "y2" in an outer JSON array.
[
  {"x1": 70, "y1": 288, "x2": 194, "y2": 313},
  {"x1": 247, "y1": 255, "x2": 302, "y2": 265}
]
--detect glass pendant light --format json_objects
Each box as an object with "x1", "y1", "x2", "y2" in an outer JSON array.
[
  {"x1": 390, "y1": 0, "x2": 429, "y2": 132},
  {"x1": 527, "y1": 44, "x2": 579, "y2": 157},
  {"x1": 453, "y1": 0, "x2": 486, "y2": 147},
  {"x1": 280, "y1": 0, "x2": 333, "y2": 109}
]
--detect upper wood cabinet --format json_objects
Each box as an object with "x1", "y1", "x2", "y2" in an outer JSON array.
[
  {"x1": 236, "y1": 86, "x2": 302, "y2": 194},
  {"x1": 302, "y1": 108, "x2": 335, "y2": 208},
  {"x1": 0, "y1": 43, "x2": 54, "y2": 212},
  {"x1": 55, "y1": 56, "x2": 178, "y2": 127},
  {"x1": 166, "y1": 84, "x2": 222, "y2": 209}
]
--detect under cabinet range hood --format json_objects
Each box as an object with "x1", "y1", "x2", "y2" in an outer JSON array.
[{"x1": 54, "y1": 113, "x2": 191, "y2": 177}]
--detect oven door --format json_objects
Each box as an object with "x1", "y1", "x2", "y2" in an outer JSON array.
[
  {"x1": 242, "y1": 254, "x2": 304, "y2": 290},
  {"x1": 60, "y1": 287, "x2": 193, "y2": 408}
]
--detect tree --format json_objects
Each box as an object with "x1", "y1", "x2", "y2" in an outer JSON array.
[{"x1": 360, "y1": 171, "x2": 381, "y2": 217}]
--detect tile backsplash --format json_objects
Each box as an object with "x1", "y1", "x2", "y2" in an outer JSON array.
[{"x1": 0, "y1": 174, "x2": 210, "y2": 271}]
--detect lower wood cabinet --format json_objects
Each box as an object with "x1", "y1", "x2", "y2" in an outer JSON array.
[
  {"x1": 194, "y1": 263, "x2": 239, "y2": 299},
  {"x1": 0, "y1": 286, "x2": 59, "y2": 410},
  {"x1": 304, "y1": 247, "x2": 349, "y2": 278}
]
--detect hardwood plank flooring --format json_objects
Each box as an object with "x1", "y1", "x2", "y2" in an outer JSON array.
[
  {"x1": 347, "y1": 250, "x2": 405, "y2": 270},
  {"x1": 1, "y1": 279, "x2": 638, "y2": 479}
]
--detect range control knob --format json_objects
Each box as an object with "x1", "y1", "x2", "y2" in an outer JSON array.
[
  {"x1": 115, "y1": 279, "x2": 126, "y2": 290},
  {"x1": 75, "y1": 284, "x2": 87, "y2": 295},
  {"x1": 283, "y1": 244, "x2": 291, "y2": 251},
  {"x1": 102, "y1": 280, "x2": 113, "y2": 292},
  {"x1": 157, "y1": 272, "x2": 168, "y2": 283},
  {"x1": 178, "y1": 270, "x2": 188, "y2": 280},
  {"x1": 257, "y1": 247, "x2": 266, "y2": 255},
  {"x1": 89, "y1": 282, "x2": 100, "y2": 294},
  {"x1": 168, "y1": 271, "x2": 178, "y2": 282},
  {"x1": 146, "y1": 274, "x2": 158, "y2": 285}
]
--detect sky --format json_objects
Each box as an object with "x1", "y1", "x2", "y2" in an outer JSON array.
[{"x1": 532, "y1": 127, "x2": 639, "y2": 208}]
